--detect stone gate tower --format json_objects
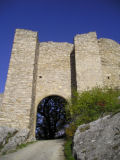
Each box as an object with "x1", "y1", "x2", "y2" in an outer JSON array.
[{"x1": 0, "y1": 29, "x2": 120, "y2": 137}]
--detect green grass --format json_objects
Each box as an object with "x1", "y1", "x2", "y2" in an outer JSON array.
[{"x1": 64, "y1": 139, "x2": 75, "y2": 160}]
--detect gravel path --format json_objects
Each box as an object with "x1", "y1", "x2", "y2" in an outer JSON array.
[{"x1": 0, "y1": 139, "x2": 65, "y2": 160}]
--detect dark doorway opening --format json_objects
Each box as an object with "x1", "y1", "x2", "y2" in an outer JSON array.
[{"x1": 36, "y1": 95, "x2": 67, "y2": 140}]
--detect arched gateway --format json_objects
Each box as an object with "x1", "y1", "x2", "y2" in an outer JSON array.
[
  {"x1": 0, "y1": 29, "x2": 120, "y2": 138},
  {"x1": 36, "y1": 95, "x2": 67, "y2": 139}
]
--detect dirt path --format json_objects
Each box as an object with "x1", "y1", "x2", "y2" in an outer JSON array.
[{"x1": 0, "y1": 139, "x2": 65, "y2": 160}]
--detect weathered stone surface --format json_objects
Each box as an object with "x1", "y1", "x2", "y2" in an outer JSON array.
[
  {"x1": 74, "y1": 32, "x2": 103, "y2": 92},
  {"x1": 0, "y1": 29, "x2": 120, "y2": 138},
  {"x1": 36, "y1": 42, "x2": 73, "y2": 105},
  {"x1": 98, "y1": 38, "x2": 120, "y2": 89},
  {"x1": 0, "y1": 127, "x2": 29, "y2": 154},
  {"x1": 0, "y1": 29, "x2": 39, "y2": 130},
  {"x1": 34, "y1": 42, "x2": 73, "y2": 136},
  {"x1": 0, "y1": 126, "x2": 17, "y2": 147},
  {"x1": 73, "y1": 113, "x2": 120, "y2": 160},
  {"x1": 1, "y1": 128, "x2": 29, "y2": 154},
  {"x1": 0, "y1": 94, "x2": 3, "y2": 108}
]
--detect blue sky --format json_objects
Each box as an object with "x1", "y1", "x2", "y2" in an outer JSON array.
[{"x1": 0, "y1": 0, "x2": 120, "y2": 93}]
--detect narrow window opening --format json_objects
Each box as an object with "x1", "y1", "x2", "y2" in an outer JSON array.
[{"x1": 39, "y1": 76, "x2": 42, "y2": 78}]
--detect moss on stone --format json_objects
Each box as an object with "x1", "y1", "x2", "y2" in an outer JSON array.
[{"x1": 79, "y1": 125, "x2": 90, "y2": 132}]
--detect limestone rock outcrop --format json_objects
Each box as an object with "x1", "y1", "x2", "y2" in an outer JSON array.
[
  {"x1": 0, "y1": 126, "x2": 29, "y2": 154},
  {"x1": 73, "y1": 113, "x2": 120, "y2": 160}
]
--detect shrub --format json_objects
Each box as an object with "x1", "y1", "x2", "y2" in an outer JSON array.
[
  {"x1": 65, "y1": 123, "x2": 77, "y2": 138},
  {"x1": 65, "y1": 87, "x2": 120, "y2": 137}
]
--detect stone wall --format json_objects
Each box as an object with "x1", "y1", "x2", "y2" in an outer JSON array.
[
  {"x1": 0, "y1": 29, "x2": 120, "y2": 138},
  {"x1": 35, "y1": 42, "x2": 73, "y2": 104},
  {"x1": 0, "y1": 94, "x2": 3, "y2": 108},
  {"x1": 74, "y1": 32, "x2": 103, "y2": 92},
  {"x1": 0, "y1": 29, "x2": 39, "y2": 129},
  {"x1": 98, "y1": 38, "x2": 120, "y2": 88},
  {"x1": 33, "y1": 42, "x2": 73, "y2": 136}
]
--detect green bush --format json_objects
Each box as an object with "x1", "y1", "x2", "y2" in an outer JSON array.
[{"x1": 65, "y1": 87, "x2": 120, "y2": 137}]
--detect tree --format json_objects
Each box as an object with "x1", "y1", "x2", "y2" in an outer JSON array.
[{"x1": 36, "y1": 96, "x2": 66, "y2": 139}]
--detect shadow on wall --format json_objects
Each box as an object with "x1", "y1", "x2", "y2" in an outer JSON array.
[{"x1": 70, "y1": 48, "x2": 77, "y2": 97}]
